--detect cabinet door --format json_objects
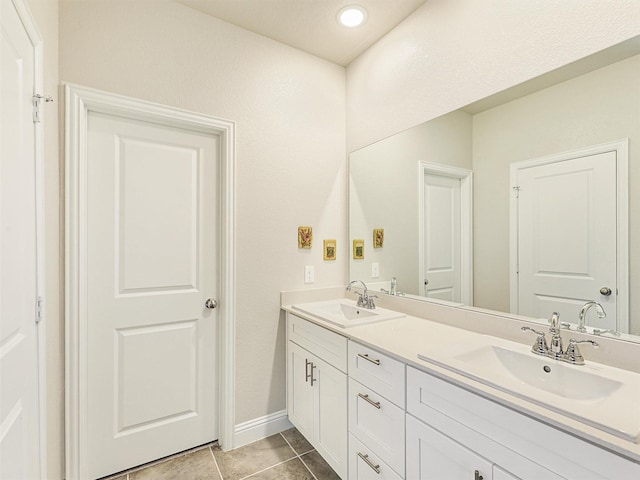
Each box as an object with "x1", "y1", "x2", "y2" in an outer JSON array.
[
  {"x1": 407, "y1": 415, "x2": 492, "y2": 480},
  {"x1": 314, "y1": 354, "x2": 348, "y2": 479},
  {"x1": 287, "y1": 342, "x2": 315, "y2": 440}
]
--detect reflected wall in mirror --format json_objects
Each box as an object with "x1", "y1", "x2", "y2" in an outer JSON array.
[{"x1": 349, "y1": 38, "x2": 640, "y2": 340}]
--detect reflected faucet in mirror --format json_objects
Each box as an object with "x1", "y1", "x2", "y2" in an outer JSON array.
[
  {"x1": 381, "y1": 277, "x2": 405, "y2": 296},
  {"x1": 578, "y1": 302, "x2": 607, "y2": 333}
]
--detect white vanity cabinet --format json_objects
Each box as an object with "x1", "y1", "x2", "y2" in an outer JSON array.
[
  {"x1": 286, "y1": 313, "x2": 348, "y2": 479},
  {"x1": 348, "y1": 341, "x2": 406, "y2": 479},
  {"x1": 406, "y1": 366, "x2": 640, "y2": 480}
]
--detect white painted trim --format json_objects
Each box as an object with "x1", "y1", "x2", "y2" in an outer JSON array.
[
  {"x1": 64, "y1": 84, "x2": 236, "y2": 479},
  {"x1": 234, "y1": 410, "x2": 294, "y2": 448},
  {"x1": 418, "y1": 162, "x2": 474, "y2": 305},
  {"x1": 509, "y1": 140, "x2": 629, "y2": 332},
  {"x1": 10, "y1": 0, "x2": 47, "y2": 477}
]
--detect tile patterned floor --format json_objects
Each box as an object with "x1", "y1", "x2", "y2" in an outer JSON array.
[{"x1": 102, "y1": 428, "x2": 340, "y2": 480}]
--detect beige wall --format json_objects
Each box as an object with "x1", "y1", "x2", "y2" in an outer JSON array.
[
  {"x1": 347, "y1": 0, "x2": 640, "y2": 152},
  {"x1": 472, "y1": 55, "x2": 640, "y2": 332},
  {"x1": 57, "y1": 0, "x2": 346, "y2": 472}
]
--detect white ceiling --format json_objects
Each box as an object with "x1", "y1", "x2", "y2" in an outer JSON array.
[{"x1": 177, "y1": 0, "x2": 428, "y2": 66}]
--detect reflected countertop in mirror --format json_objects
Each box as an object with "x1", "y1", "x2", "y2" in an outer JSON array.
[{"x1": 349, "y1": 35, "x2": 640, "y2": 342}]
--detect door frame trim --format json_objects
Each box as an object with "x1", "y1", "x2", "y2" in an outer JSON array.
[
  {"x1": 418, "y1": 162, "x2": 474, "y2": 305},
  {"x1": 64, "y1": 84, "x2": 236, "y2": 479},
  {"x1": 509, "y1": 139, "x2": 629, "y2": 332}
]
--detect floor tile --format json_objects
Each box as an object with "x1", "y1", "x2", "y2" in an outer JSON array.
[
  {"x1": 280, "y1": 427, "x2": 313, "y2": 455},
  {"x1": 300, "y1": 450, "x2": 341, "y2": 480},
  {"x1": 212, "y1": 434, "x2": 296, "y2": 480},
  {"x1": 130, "y1": 448, "x2": 220, "y2": 480},
  {"x1": 245, "y1": 457, "x2": 315, "y2": 479}
]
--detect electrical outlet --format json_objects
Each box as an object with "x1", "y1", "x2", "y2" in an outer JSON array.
[
  {"x1": 304, "y1": 265, "x2": 315, "y2": 284},
  {"x1": 372, "y1": 262, "x2": 380, "y2": 278}
]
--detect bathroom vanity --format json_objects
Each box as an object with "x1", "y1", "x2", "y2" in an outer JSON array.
[{"x1": 282, "y1": 290, "x2": 640, "y2": 480}]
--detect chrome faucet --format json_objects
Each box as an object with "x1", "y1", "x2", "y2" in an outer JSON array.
[
  {"x1": 381, "y1": 276, "x2": 405, "y2": 296},
  {"x1": 577, "y1": 301, "x2": 606, "y2": 333},
  {"x1": 346, "y1": 280, "x2": 377, "y2": 309},
  {"x1": 521, "y1": 312, "x2": 598, "y2": 365},
  {"x1": 548, "y1": 312, "x2": 564, "y2": 359}
]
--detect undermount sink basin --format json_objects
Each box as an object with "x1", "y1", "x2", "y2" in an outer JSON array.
[
  {"x1": 291, "y1": 299, "x2": 404, "y2": 328},
  {"x1": 418, "y1": 338, "x2": 640, "y2": 442}
]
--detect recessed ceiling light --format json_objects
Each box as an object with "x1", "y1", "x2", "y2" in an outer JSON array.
[{"x1": 337, "y1": 5, "x2": 367, "y2": 28}]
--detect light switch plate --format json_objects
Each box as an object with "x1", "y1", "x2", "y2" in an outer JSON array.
[
  {"x1": 304, "y1": 265, "x2": 315, "y2": 283},
  {"x1": 372, "y1": 262, "x2": 380, "y2": 278}
]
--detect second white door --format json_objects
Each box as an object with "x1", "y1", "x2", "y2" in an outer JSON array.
[
  {"x1": 514, "y1": 150, "x2": 619, "y2": 330},
  {"x1": 86, "y1": 111, "x2": 219, "y2": 479}
]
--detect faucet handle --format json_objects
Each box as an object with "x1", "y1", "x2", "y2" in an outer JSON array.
[
  {"x1": 521, "y1": 326, "x2": 549, "y2": 355},
  {"x1": 564, "y1": 339, "x2": 599, "y2": 365},
  {"x1": 366, "y1": 294, "x2": 378, "y2": 309}
]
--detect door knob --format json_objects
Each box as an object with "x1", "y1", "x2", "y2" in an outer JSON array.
[
  {"x1": 205, "y1": 298, "x2": 218, "y2": 309},
  {"x1": 599, "y1": 287, "x2": 612, "y2": 296}
]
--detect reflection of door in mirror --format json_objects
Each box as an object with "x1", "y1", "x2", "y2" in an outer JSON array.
[
  {"x1": 419, "y1": 163, "x2": 473, "y2": 304},
  {"x1": 510, "y1": 141, "x2": 628, "y2": 333}
]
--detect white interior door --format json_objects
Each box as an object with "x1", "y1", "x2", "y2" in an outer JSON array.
[
  {"x1": 423, "y1": 173, "x2": 461, "y2": 302},
  {"x1": 515, "y1": 151, "x2": 618, "y2": 330},
  {"x1": 85, "y1": 111, "x2": 219, "y2": 479},
  {"x1": 0, "y1": 1, "x2": 42, "y2": 478}
]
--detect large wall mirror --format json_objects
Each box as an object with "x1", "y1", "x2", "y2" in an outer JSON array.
[{"x1": 349, "y1": 35, "x2": 640, "y2": 342}]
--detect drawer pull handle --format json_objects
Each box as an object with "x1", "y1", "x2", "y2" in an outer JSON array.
[
  {"x1": 474, "y1": 470, "x2": 483, "y2": 480},
  {"x1": 310, "y1": 363, "x2": 317, "y2": 386},
  {"x1": 358, "y1": 393, "x2": 381, "y2": 409},
  {"x1": 358, "y1": 353, "x2": 381, "y2": 365},
  {"x1": 305, "y1": 358, "x2": 312, "y2": 383},
  {"x1": 358, "y1": 452, "x2": 380, "y2": 474}
]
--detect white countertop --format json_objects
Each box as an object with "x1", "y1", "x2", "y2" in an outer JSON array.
[{"x1": 281, "y1": 296, "x2": 640, "y2": 464}]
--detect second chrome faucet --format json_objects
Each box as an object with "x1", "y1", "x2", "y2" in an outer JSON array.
[{"x1": 522, "y1": 312, "x2": 598, "y2": 365}]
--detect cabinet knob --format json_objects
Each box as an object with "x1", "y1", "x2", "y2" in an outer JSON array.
[{"x1": 474, "y1": 470, "x2": 483, "y2": 480}]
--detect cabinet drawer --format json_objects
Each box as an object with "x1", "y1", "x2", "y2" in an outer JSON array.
[
  {"x1": 349, "y1": 378, "x2": 405, "y2": 476},
  {"x1": 288, "y1": 313, "x2": 347, "y2": 372},
  {"x1": 348, "y1": 341, "x2": 405, "y2": 407},
  {"x1": 349, "y1": 434, "x2": 403, "y2": 480}
]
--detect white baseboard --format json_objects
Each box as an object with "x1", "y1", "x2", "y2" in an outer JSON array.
[{"x1": 234, "y1": 409, "x2": 293, "y2": 448}]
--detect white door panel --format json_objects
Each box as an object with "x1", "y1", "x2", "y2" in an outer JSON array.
[
  {"x1": 516, "y1": 151, "x2": 617, "y2": 330},
  {"x1": 86, "y1": 112, "x2": 218, "y2": 478},
  {"x1": 423, "y1": 174, "x2": 461, "y2": 302},
  {"x1": 0, "y1": 1, "x2": 41, "y2": 478}
]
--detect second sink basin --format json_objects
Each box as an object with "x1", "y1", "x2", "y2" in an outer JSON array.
[
  {"x1": 418, "y1": 337, "x2": 640, "y2": 442},
  {"x1": 292, "y1": 299, "x2": 404, "y2": 328},
  {"x1": 455, "y1": 345, "x2": 622, "y2": 401}
]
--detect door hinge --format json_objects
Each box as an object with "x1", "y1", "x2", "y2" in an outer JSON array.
[
  {"x1": 32, "y1": 94, "x2": 54, "y2": 123},
  {"x1": 512, "y1": 185, "x2": 522, "y2": 198},
  {"x1": 35, "y1": 296, "x2": 44, "y2": 323}
]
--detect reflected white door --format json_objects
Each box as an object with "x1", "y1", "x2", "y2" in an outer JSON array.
[
  {"x1": 423, "y1": 174, "x2": 461, "y2": 302},
  {"x1": 0, "y1": 2, "x2": 42, "y2": 478},
  {"x1": 515, "y1": 151, "x2": 618, "y2": 330},
  {"x1": 86, "y1": 112, "x2": 218, "y2": 479}
]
